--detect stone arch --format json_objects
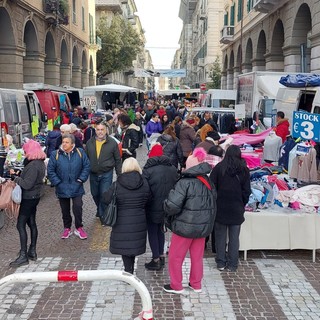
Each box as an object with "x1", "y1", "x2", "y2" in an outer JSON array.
[
  {"x1": 221, "y1": 54, "x2": 228, "y2": 89},
  {"x1": 89, "y1": 55, "x2": 95, "y2": 86},
  {"x1": 236, "y1": 45, "x2": 242, "y2": 69},
  {"x1": 223, "y1": 54, "x2": 228, "y2": 72},
  {"x1": 0, "y1": 7, "x2": 21, "y2": 88},
  {"x1": 244, "y1": 38, "x2": 253, "y2": 72},
  {"x1": 228, "y1": 51, "x2": 234, "y2": 90},
  {"x1": 44, "y1": 31, "x2": 59, "y2": 85},
  {"x1": 81, "y1": 50, "x2": 89, "y2": 87},
  {"x1": 269, "y1": 19, "x2": 285, "y2": 71},
  {"x1": 255, "y1": 30, "x2": 266, "y2": 71},
  {"x1": 291, "y1": 3, "x2": 312, "y2": 72},
  {"x1": 60, "y1": 39, "x2": 70, "y2": 86},
  {"x1": 23, "y1": 20, "x2": 43, "y2": 83},
  {"x1": 72, "y1": 45, "x2": 81, "y2": 88}
]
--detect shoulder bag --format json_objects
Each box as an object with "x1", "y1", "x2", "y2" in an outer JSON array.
[{"x1": 101, "y1": 183, "x2": 117, "y2": 227}]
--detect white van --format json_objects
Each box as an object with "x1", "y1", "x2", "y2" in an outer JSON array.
[
  {"x1": 273, "y1": 87, "x2": 320, "y2": 132},
  {"x1": 0, "y1": 88, "x2": 45, "y2": 148}
]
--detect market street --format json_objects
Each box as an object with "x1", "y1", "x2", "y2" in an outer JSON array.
[{"x1": 1, "y1": 146, "x2": 320, "y2": 320}]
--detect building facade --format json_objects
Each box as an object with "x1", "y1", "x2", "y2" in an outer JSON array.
[
  {"x1": 0, "y1": 0, "x2": 98, "y2": 89},
  {"x1": 177, "y1": 0, "x2": 224, "y2": 88},
  {"x1": 220, "y1": 0, "x2": 319, "y2": 90},
  {"x1": 95, "y1": 0, "x2": 149, "y2": 90}
]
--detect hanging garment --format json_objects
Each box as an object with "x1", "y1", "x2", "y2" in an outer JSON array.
[
  {"x1": 263, "y1": 133, "x2": 282, "y2": 162},
  {"x1": 290, "y1": 148, "x2": 318, "y2": 183}
]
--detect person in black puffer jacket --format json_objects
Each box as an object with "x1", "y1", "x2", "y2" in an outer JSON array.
[
  {"x1": 9, "y1": 139, "x2": 46, "y2": 268},
  {"x1": 102, "y1": 157, "x2": 150, "y2": 274},
  {"x1": 143, "y1": 144, "x2": 179, "y2": 271},
  {"x1": 163, "y1": 148, "x2": 216, "y2": 294},
  {"x1": 118, "y1": 114, "x2": 140, "y2": 161},
  {"x1": 157, "y1": 125, "x2": 184, "y2": 169},
  {"x1": 210, "y1": 145, "x2": 251, "y2": 272}
]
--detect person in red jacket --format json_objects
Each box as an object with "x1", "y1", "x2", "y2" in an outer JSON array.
[{"x1": 275, "y1": 111, "x2": 289, "y2": 143}]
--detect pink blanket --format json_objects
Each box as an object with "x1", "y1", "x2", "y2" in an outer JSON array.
[
  {"x1": 226, "y1": 128, "x2": 273, "y2": 146},
  {"x1": 241, "y1": 153, "x2": 262, "y2": 169}
]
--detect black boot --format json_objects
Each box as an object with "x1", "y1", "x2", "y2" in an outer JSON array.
[
  {"x1": 28, "y1": 245, "x2": 37, "y2": 261},
  {"x1": 145, "y1": 259, "x2": 162, "y2": 271},
  {"x1": 9, "y1": 251, "x2": 29, "y2": 268}
]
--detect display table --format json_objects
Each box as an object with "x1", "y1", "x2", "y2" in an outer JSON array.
[{"x1": 239, "y1": 211, "x2": 320, "y2": 262}]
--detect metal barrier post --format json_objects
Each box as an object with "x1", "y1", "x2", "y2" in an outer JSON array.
[{"x1": 0, "y1": 270, "x2": 153, "y2": 320}]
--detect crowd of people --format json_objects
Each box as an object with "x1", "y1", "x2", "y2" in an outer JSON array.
[{"x1": 6, "y1": 98, "x2": 291, "y2": 294}]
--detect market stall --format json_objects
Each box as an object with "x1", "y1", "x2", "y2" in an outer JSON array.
[{"x1": 240, "y1": 210, "x2": 320, "y2": 262}]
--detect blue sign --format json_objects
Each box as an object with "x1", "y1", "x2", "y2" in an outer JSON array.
[{"x1": 292, "y1": 111, "x2": 320, "y2": 141}]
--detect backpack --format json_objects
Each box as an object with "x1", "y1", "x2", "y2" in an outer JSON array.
[{"x1": 0, "y1": 180, "x2": 20, "y2": 219}]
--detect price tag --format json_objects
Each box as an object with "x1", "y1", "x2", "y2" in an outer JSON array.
[{"x1": 292, "y1": 111, "x2": 320, "y2": 141}]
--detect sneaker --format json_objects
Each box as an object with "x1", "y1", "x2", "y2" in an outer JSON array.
[
  {"x1": 74, "y1": 227, "x2": 88, "y2": 240},
  {"x1": 217, "y1": 266, "x2": 226, "y2": 271},
  {"x1": 188, "y1": 283, "x2": 202, "y2": 293},
  {"x1": 61, "y1": 228, "x2": 72, "y2": 239},
  {"x1": 163, "y1": 284, "x2": 185, "y2": 294},
  {"x1": 145, "y1": 259, "x2": 162, "y2": 271}
]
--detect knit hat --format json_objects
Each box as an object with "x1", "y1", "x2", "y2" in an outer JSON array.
[
  {"x1": 148, "y1": 144, "x2": 163, "y2": 158},
  {"x1": 206, "y1": 131, "x2": 220, "y2": 141},
  {"x1": 185, "y1": 147, "x2": 207, "y2": 169},
  {"x1": 22, "y1": 139, "x2": 46, "y2": 160}
]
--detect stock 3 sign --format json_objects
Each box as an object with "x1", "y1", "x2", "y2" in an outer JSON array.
[{"x1": 292, "y1": 111, "x2": 320, "y2": 141}]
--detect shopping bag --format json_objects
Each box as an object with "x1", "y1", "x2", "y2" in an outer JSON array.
[
  {"x1": 101, "y1": 184, "x2": 117, "y2": 227},
  {"x1": 12, "y1": 184, "x2": 22, "y2": 204}
]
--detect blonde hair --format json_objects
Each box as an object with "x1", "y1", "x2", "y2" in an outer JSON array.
[
  {"x1": 122, "y1": 157, "x2": 142, "y2": 174},
  {"x1": 199, "y1": 124, "x2": 214, "y2": 142}
]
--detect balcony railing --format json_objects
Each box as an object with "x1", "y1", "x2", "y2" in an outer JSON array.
[
  {"x1": 220, "y1": 26, "x2": 234, "y2": 44},
  {"x1": 96, "y1": 0, "x2": 123, "y2": 13},
  {"x1": 252, "y1": 0, "x2": 278, "y2": 13},
  {"x1": 43, "y1": 0, "x2": 69, "y2": 26}
]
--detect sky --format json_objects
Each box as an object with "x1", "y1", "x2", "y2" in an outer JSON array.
[{"x1": 134, "y1": 0, "x2": 183, "y2": 69}]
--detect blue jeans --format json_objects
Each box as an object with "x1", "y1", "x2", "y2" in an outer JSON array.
[
  {"x1": 89, "y1": 171, "x2": 113, "y2": 217},
  {"x1": 214, "y1": 222, "x2": 241, "y2": 270}
]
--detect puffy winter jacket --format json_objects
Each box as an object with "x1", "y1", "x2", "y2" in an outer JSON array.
[
  {"x1": 143, "y1": 156, "x2": 179, "y2": 224},
  {"x1": 164, "y1": 162, "x2": 216, "y2": 238},
  {"x1": 179, "y1": 123, "x2": 196, "y2": 157},
  {"x1": 45, "y1": 130, "x2": 61, "y2": 158},
  {"x1": 121, "y1": 123, "x2": 140, "y2": 160},
  {"x1": 47, "y1": 147, "x2": 90, "y2": 198},
  {"x1": 102, "y1": 171, "x2": 150, "y2": 256},
  {"x1": 14, "y1": 159, "x2": 46, "y2": 200},
  {"x1": 157, "y1": 134, "x2": 184, "y2": 168}
]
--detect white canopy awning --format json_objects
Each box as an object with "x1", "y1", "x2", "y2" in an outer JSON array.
[{"x1": 83, "y1": 83, "x2": 141, "y2": 93}]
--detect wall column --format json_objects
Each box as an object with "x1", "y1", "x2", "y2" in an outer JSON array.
[
  {"x1": 60, "y1": 63, "x2": 71, "y2": 86},
  {"x1": 265, "y1": 53, "x2": 284, "y2": 71},
  {"x1": 45, "y1": 58, "x2": 61, "y2": 86},
  {"x1": 23, "y1": 52, "x2": 45, "y2": 83},
  {"x1": 0, "y1": 45, "x2": 24, "y2": 89},
  {"x1": 72, "y1": 66, "x2": 81, "y2": 88}
]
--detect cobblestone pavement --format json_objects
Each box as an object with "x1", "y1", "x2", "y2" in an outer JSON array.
[{"x1": 1, "y1": 145, "x2": 320, "y2": 319}]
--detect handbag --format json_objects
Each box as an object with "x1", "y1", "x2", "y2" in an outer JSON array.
[
  {"x1": 0, "y1": 180, "x2": 20, "y2": 219},
  {"x1": 101, "y1": 183, "x2": 117, "y2": 227}
]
